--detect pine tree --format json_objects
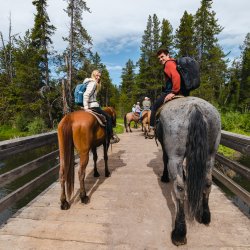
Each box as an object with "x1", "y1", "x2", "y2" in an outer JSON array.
[
  {"x1": 63, "y1": 0, "x2": 92, "y2": 112},
  {"x1": 137, "y1": 14, "x2": 163, "y2": 102},
  {"x1": 175, "y1": 11, "x2": 196, "y2": 57},
  {"x1": 0, "y1": 16, "x2": 16, "y2": 124},
  {"x1": 239, "y1": 33, "x2": 250, "y2": 111},
  {"x1": 11, "y1": 31, "x2": 41, "y2": 121},
  {"x1": 193, "y1": 0, "x2": 227, "y2": 103},
  {"x1": 31, "y1": 0, "x2": 56, "y2": 127},
  {"x1": 223, "y1": 59, "x2": 241, "y2": 110},
  {"x1": 160, "y1": 19, "x2": 174, "y2": 54},
  {"x1": 97, "y1": 67, "x2": 113, "y2": 107},
  {"x1": 31, "y1": 0, "x2": 56, "y2": 86},
  {"x1": 120, "y1": 59, "x2": 136, "y2": 113}
]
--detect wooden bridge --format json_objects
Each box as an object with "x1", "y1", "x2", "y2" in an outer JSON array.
[{"x1": 0, "y1": 130, "x2": 250, "y2": 249}]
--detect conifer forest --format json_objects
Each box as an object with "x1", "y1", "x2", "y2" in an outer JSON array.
[{"x1": 0, "y1": 0, "x2": 249, "y2": 139}]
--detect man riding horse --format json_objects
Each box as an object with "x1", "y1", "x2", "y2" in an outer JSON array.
[{"x1": 148, "y1": 48, "x2": 183, "y2": 139}]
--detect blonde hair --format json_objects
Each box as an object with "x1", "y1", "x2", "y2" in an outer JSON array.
[{"x1": 91, "y1": 70, "x2": 101, "y2": 92}]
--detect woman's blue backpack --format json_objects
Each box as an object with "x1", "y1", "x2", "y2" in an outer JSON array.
[{"x1": 74, "y1": 83, "x2": 88, "y2": 106}]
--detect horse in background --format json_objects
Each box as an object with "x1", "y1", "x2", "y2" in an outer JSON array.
[
  {"x1": 57, "y1": 107, "x2": 117, "y2": 210},
  {"x1": 156, "y1": 97, "x2": 221, "y2": 246},
  {"x1": 124, "y1": 112, "x2": 140, "y2": 132},
  {"x1": 141, "y1": 110, "x2": 151, "y2": 139}
]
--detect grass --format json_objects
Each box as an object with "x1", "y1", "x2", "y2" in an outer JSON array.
[
  {"x1": 114, "y1": 118, "x2": 124, "y2": 134},
  {"x1": 0, "y1": 125, "x2": 30, "y2": 141}
]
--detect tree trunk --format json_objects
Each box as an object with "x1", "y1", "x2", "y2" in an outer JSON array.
[{"x1": 62, "y1": 79, "x2": 70, "y2": 115}]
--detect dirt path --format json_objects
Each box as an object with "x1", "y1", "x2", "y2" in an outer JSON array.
[{"x1": 0, "y1": 129, "x2": 249, "y2": 249}]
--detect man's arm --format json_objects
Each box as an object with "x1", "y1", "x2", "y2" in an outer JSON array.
[{"x1": 164, "y1": 61, "x2": 181, "y2": 101}]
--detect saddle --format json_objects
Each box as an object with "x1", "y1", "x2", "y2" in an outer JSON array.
[
  {"x1": 133, "y1": 112, "x2": 140, "y2": 119},
  {"x1": 156, "y1": 95, "x2": 185, "y2": 118},
  {"x1": 83, "y1": 109, "x2": 106, "y2": 127}
]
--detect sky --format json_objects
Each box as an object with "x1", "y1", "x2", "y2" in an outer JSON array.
[{"x1": 0, "y1": 0, "x2": 250, "y2": 85}]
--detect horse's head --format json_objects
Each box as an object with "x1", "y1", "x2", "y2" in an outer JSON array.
[{"x1": 103, "y1": 107, "x2": 116, "y2": 127}]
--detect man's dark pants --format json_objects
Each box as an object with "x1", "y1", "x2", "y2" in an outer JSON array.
[{"x1": 150, "y1": 93, "x2": 167, "y2": 127}]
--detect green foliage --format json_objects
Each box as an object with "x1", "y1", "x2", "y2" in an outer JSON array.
[
  {"x1": 161, "y1": 18, "x2": 174, "y2": 54},
  {"x1": 14, "y1": 113, "x2": 30, "y2": 132},
  {"x1": 218, "y1": 145, "x2": 237, "y2": 159},
  {"x1": 27, "y1": 117, "x2": 47, "y2": 134},
  {"x1": 0, "y1": 125, "x2": 28, "y2": 141},
  {"x1": 175, "y1": 11, "x2": 196, "y2": 57},
  {"x1": 220, "y1": 112, "x2": 250, "y2": 134},
  {"x1": 239, "y1": 33, "x2": 250, "y2": 112}
]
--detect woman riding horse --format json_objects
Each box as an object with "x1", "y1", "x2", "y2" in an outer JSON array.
[
  {"x1": 83, "y1": 70, "x2": 117, "y2": 144},
  {"x1": 58, "y1": 70, "x2": 118, "y2": 210}
]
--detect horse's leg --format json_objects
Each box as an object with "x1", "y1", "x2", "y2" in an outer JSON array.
[
  {"x1": 196, "y1": 160, "x2": 213, "y2": 225},
  {"x1": 168, "y1": 158, "x2": 187, "y2": 246},
  {"x1": 129, "y1": 122, "x2": 132, "y2": 132},
  {"x1": 125, "y1": 122, "x2": 128, "y2": 133},
  {"x1": 103, "y1": 142, "x2": 110, "y2": 177},
  {"x1": 78, "y1": 152, "x2": 90, "y2": 204},
  {"x1": 144, "y1": 123, "x2": 148, "y2": 138},
  {"x1": 92, "y1": 147, "x2": 100, "y2": 177},
  {"x1": 59, "y1": 170, "x2": 70, "y2": 210},
  {"x1": 161, "y1": 148, "x2": 170, "y2": 183}
]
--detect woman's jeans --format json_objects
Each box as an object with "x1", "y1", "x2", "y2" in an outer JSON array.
[{"x1": 91, "y1": 107, "x2": 113, "y2": 138}]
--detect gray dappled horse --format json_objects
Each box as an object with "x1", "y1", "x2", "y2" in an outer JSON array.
[{"x1": 156, "y1": 97, "x2": 221, "y2": 246}]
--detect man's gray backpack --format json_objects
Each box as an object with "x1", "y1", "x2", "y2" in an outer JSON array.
[{"x1": 175, "y1": 57, "x2": 200, "y2": 94}]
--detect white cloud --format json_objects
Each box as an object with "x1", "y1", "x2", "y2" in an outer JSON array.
[{"x1": 106, "y1": 64, "x2": 123, "y2": 71}]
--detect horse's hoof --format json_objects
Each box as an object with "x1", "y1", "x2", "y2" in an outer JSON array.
[
  {"x1": 105, "y1": 171, "x2": 111, "y2": 177},
  {"x1": 81, "y1": 195, "x2": 90, "y2": 204},
  {"x1": 201, "y1": 210, "x2": 211, "y2": 225},
  {"x1": 171, "y1": 229, "x2": 187, "y2": 246},
  {"x1": 60, "y1": 200, "x2": 70, "y2": 210},
  {"x1": 94, "y1": 172, "x2": 100, "y2": 177},
  {"x1": 161, "y1": 175, "x2": 170, "y2": 183}
]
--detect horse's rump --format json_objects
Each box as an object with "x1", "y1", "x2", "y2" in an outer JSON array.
[
  {"x1": 142, "y1": 110, "x2": 151, "y2": 122},
  {"x1": 159, "y1": 97, "x2": 220, "y2": 153}
]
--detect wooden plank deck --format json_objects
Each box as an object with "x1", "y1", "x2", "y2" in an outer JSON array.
[{"x1": 0, "y1": 131, "x2": 249, "y2": 250}]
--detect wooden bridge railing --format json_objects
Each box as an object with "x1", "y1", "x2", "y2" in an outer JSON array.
[
  {"x1": 214, "y1": 130, "x2": 250, "y2": 207},
  {"x1": 0, "y1": 131, "x2": 58, "y2": 214},
  {"x1": 0, "y1": 130, "x2": 249, "y2": 216}
]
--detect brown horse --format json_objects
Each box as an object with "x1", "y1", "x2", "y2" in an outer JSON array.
[
  {"x1": 141, "y1": 110, "x2": 151, "y2": 138},
  {"x1": 57, "y1": 107, "x2": 116, "y2": 210},
  {"x1": 124, "y1": 112, "x2": 140, "y2": 132}
]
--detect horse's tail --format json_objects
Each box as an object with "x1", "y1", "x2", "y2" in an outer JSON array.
[
  {"x1": 124, "y1": 113, "x2": 127, "y2": 128},
  {"x1": 58, "y1": 115, "x2": 75, "y2": 200},
  {"x1": 186, "y1": 105, "x2": 208, "y2": 220}
]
